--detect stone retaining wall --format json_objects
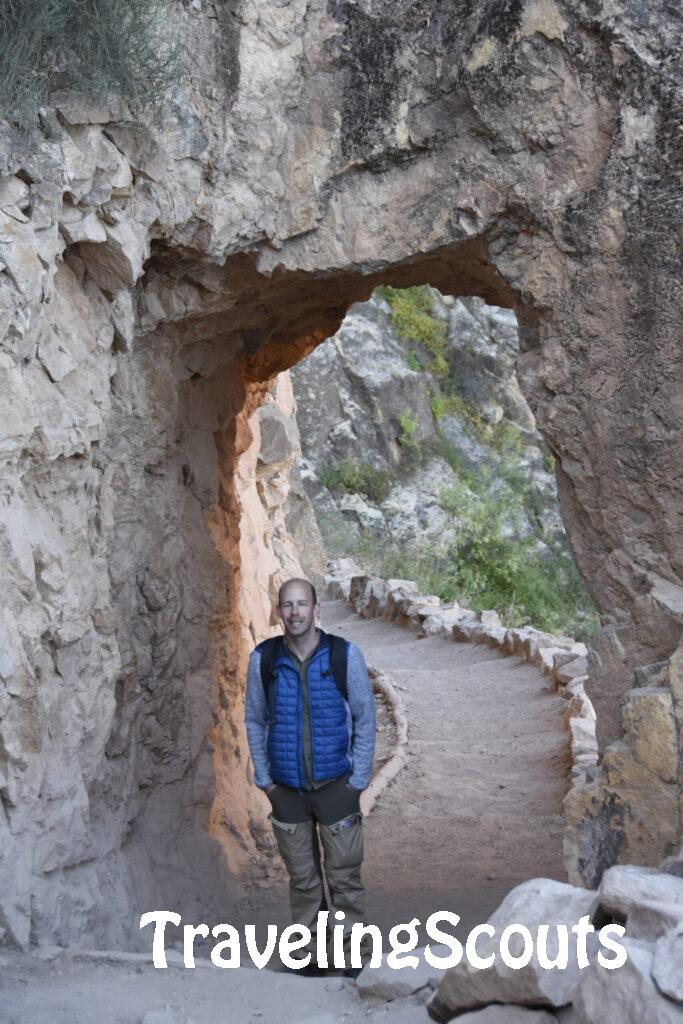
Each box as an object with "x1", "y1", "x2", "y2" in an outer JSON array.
[{"x1": 324, "y1": 557, "x2": 598, "y2": 884}]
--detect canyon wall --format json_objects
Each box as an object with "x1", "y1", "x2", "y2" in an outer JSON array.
[
  {"x1": 287, "y1": 290, "x2": 571, "y2": 578},
  {"x1": 0, "y1": 0, "x2": 680, "y2": 946}
]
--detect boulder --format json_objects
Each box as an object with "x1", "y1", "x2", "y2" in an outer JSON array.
[
  {"x1": 338, "y1": 492, "x2": 386, "y2": 533},
  {"x1": 626, "y1": 900, "x2": 683, "y2": 942},
  {"x1": 449, "y1": 1009, "x2": 559, "y2": 1024},
  {"x1": 660, "y1": 844, "x2": 683, "y2": 879},
  {"x1": 599, "y1": 865, "x2": 683, "y2": 918},
  {"x1": 620, "y1": 687, "x2": 679, "y2": 784},
  {"x1": 350, "y1": 575, "x2": 391, "y2": 618},
  {"x1": 554, "y1": 657, "x2": 589, "y2": 686},
  {"x1": 652, "y1": 925, "x2": 683, "y2": 1002},
  {"x1": 257, "y1": 404, "x2": 300, "y2": 469},
  {"x1": 290, "y1": 300, "x2": 434, "y2": 471},
  {"x1": 573, "y1": 938, "x2": 683, "y2": 1024},
  {"x1": 432, "y1": 879, "x2": 598, "y2": 1016}
]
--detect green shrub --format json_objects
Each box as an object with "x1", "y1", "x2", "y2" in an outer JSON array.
[
  {"x1": 0, "y1": 0, "x2": 180, "y2": 123},
  {"x1": 318, "y1": 459, "x2": 393, "y2": 504},
  {"x1": 489, "y1": 420, "x2": 526, "y2": 457},
  {"x1": 542, "y1": 447, "x2": 556, "y2": 474},
  {"x1": 397, "y1": 413, "x2": 419, "y2": 450},
  {"x1": 431, "y1": 389, "x2": 489, "y2": 441},
  {"x1": 405, "y1": 349, "x2": 422, "y2": 372},
  {"x1": 376, "y1": 285, "x2": 450, "y2": 379},
  {"x1": 333, "y1": 464, "x2": 599, "y2": 641}
]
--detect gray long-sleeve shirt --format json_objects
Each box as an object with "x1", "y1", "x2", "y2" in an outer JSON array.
[{"x1": 244, "y1": 636, "x2": 376, "y2": 792}]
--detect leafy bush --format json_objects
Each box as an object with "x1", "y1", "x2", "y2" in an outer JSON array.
[
  {"x1": 489, "y1": 420, "x2": 526, "y2": 457},
  {"x1": 377, "y1": 535, "x2": 598, "y2": 641},
  {"x1": 430, "y1": 389, "x2": 489, "y2": 441},
  {"x1": 0, "y1": 0, "x2": 180, "y2": 123},
  {"x1": 397, "y1": 413, "x2": 419, "y2": 450},
  {"x1": 332, "y1": 461, "x2": 599, "y2": 641},
  {"x1": 376, "y1": 285, "x2": 450, "y2": 378},
  {"x1": 542, "y1": 447, "x2": 556, "y2": 474},
  {"x1": 404, "y1": 349, "x2": 422, "y2": 372},
  {"x1": 318, "y1": 459, "x2": 394, "y2": 504}
]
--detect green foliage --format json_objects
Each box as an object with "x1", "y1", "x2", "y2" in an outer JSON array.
[
  {"x1": 0, "y1": 0, "x2": 180, "y2": 123},
  {"x1": 542, "y1": 447, "x2": 556, "y2": 474},
  {"x1": 332, "y1": 445, "x2": 599, "y2": 641},
  {"x1": 377, "y1": 285, "x2": 450, "y2": 379},
  {"x1": 375, "y1": 535, "x2": 598, "y2": 642},
  {"x1": 430, "y1": 389, "x2": 488, "y2": 440},
  {"x1": 318, "y1": 459, "x2": 393, "y2": 504},
  {"x1": 397, "y1": 413, "x2": 419, "y2": 450},
  {"x1": 489, "y1": 420, "x2": 526, "y2": 457},
  {"x1": 405, "y1": 349, "x2": 422, "y2": 372}
]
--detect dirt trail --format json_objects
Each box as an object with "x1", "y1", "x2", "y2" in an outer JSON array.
[{"x1": 324, "y1": 598, "x2": 569, "y2": 942}]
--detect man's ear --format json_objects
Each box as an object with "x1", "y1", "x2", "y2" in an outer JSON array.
[{"x1": 314, "y1": 603, "x2": 321, "y2": 624}]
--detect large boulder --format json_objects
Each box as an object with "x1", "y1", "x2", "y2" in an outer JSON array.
[
  {"x1": 652, "y1": 925, "x2": 683, "y2": 1002},
  {"x1": 431, "y1": 879, "x2": 598, "y2": 1017},
  {"x1": 573, "y1": 938, "x2": 683, "y2": 1024},
  {"x1": 598, "y1": 865, "x2": 683, "y2": 919}
]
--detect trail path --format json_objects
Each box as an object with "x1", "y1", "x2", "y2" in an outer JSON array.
[
  {"x1": 323, "y1": 598, "x2": 569, "y2": 942},
  {"x1": 3, "y1": 599, "x2": 569, "y2": 1023}
]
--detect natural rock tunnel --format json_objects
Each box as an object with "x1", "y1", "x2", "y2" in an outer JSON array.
[{"x1": 0, "y1": 0, "x2": 680, "y2": 952}]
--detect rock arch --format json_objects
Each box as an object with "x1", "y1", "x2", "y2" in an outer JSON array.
[{"x1": 0, "y1": 0, "x2": 679, "y2": 949}]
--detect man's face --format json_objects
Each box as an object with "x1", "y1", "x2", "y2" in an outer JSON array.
[{"x1": 278, "y1": 583, "x2": 317, "y2": 639}]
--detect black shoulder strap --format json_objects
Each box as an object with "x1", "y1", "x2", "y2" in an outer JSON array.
[
  {"x1": 259, "y1": 636, "x2": 282, "y2": 696},
  {"x1": 327, "y1": 633, "x2": 349, "y2": 702}
]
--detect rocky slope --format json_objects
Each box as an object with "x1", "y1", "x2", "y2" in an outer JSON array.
[{"x1": 288, "y1": 288, "x2": 565, "y2": 573}]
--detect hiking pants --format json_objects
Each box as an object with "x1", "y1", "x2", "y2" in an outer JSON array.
[{"x1": 267, "y1": 774, "x2": 369, "y2": 963}]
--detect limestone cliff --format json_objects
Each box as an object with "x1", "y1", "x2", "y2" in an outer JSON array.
[
  {"x1": 0, "y1": 0, "x2": 681, "y2": 947},
  {"x1": 287, "y1": 288, "x2": 568, "y2": 579}
]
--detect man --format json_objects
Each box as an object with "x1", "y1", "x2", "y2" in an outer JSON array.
[{"x1": 244, "y1": 577, "x2": 376, "y2": 977}]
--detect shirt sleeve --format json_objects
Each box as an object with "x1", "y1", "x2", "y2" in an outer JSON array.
[
  {"x1": 244, "y1": 650, "x2": 274, "y2": 790},
  {"x1": 345, "y1": 642, "x2": 376, "y2": 791}
]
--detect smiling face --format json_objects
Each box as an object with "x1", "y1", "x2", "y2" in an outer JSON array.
[{"x1": 278, "y1": 579, "x2": 318, "y2": 643}]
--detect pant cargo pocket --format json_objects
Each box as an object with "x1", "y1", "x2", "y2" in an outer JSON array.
[
  {"x1": 320, "y1": 812, "x2": 364, "y2": 870},
  {"x1": 268, "y1": 814, "x2": 318, "y2": 880},
  {"x1": 268, "y1": 813, "x2": 300, "y2": 834}
]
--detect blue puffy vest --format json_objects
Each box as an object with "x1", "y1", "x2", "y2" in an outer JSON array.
[{"x1": 257, "y1": 631, "x2": 352, "y2": 789}]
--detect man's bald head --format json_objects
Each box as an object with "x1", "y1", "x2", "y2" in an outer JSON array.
[{"x1": 278, "y1": 577, "x2": 318, "y2": 608}]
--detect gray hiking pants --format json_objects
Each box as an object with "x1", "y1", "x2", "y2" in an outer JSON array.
[{"x1": 267, "y1": 774, "x2": 370, "y2": 963}]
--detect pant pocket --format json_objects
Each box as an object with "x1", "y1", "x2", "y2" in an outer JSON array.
[
  {"x1": 320, "y1": 813, "x2": 364, "y2": 870},
  {"x1": 268, "y1": 812, "x2": 299, "y2": 834},
  {"x1": 268, "y1": 814, "x2": 318, "y2": 881}
]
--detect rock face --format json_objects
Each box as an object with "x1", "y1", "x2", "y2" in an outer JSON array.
[
  {"x1": 288, "y1": 291, "x2": 563, "y2": 557},
  {"x1": 0, "y1": 0, "x2": 681, "y2": 948},
  {"x1": 291, "y1": 295, "x2": 435, "y2": 476}
]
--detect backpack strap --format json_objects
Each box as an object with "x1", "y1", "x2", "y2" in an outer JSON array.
[
  {"x1": 327, "y1": 633, "x2": 349, "y2": 702},
  {"x1": 258, "y1": 636, "x2": 283, "y2": 697}
]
